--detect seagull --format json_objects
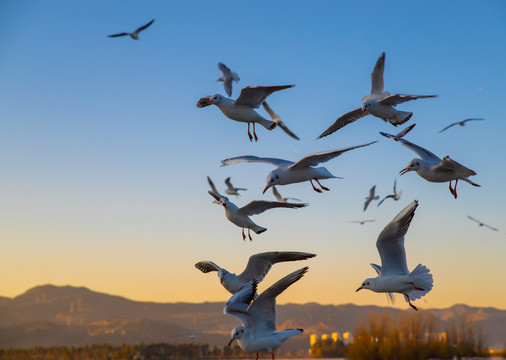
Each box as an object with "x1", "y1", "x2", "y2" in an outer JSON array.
[
  {"x1": 318, "y1": 94, "x2": 437, "y2": 139},
  {"x1": 272, "y1": 186, "x2": 302, "y2": 203},
  {"x1": 380, "y1": 132, "x2": 480, "y2": 199},
  {"x1": 364, "y1": 185, "x2": 379, "y2": 211},
  {"x1": 356, "y1": 200, "x2": 433, "y2": 311},
  {"x1": 362, "y1": 52, "x2": 390, "y2": 101},
  {"x1": 377, "y1": 179, "x2": 402, "y2": 207},
  {"x1": 225, "y1": 177, "x2": 247, "y2": 197},
  {"x1": 262, "y1": 101, "x2": 300, "y2": 140},
  {"x1": 217, "y1": 63, "x2": 240, "y2": 97},
  {"x1": 467, "y1": 216, "x2": 498, "y2": 231},
  {"x1": 197, "y1": 85, "x2": 294, "y2": 142},
  {"x1": 438, "y1": 118, "x2": 485, "y2": 133},
  {"x1": 349, "y1": 220, "x2": 375, "y2": 225},
  {"x1": 207, "y1": 176, "x2": 221, "y2": 204},
  {"x1": 107, "y1": 19, "x2": 155, "y2": 40},
  {"x1": 225, "y1": 267, "x2": 308, "y2": 360},
  {"x1": 221, "y1": 142, "x2": 376, "y2": 194},
  {"x1": 195, "y1": 251, "x2": 316, "y2": 294},
  {"x1": 208, "y1": 191, "x2": 307, "y2": 241}
]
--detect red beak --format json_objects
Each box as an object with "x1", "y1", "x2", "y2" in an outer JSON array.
[
  {"x1": 361, "y1": 109, "x2": 367, "y2": 116},
  {"x1": 228, "y1": 339, "x2": 235, "y2": 347},
  {"x1": 399, "y1": 167, "x2": 410, "y2": 175},
  {"x1": 263, "y1": 185, "x2": 271, "y2": 194},
  {"x1": 356, "y1": 287, "x2": 362, "y2": 292}
]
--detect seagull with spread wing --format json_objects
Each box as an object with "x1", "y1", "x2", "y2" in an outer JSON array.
[
  {"x1": 362, "y1": 52, "x2": 390, "y2": 101},
  {"x1": 225, "y1": 177, "x2": 247, "y2": 197},
  {"x1": 197, "y1": 85, "x2": 294, "y2": 142},
  {"x1": 467, "y1": 216, "x2": 498, "y2": 231},
  {"x1": 438, "y1": 118, "x2": 485, "y2": 133},
  {"x1": 107, "y1": 19, "x2": 155, "y2": 40},
  {"x1": 225, "y1": 267, "x2": 308, "y2": 360},
  {"x1": 195, "y1": 251, "x2": 315, "y2": 294},
  {"x1": 272, "y1": 186, "x2": 301, "y2": 203},
  {"x1": 208, "y1": 191, "x2": 306, "y2": 241},
  {"x1": 364, "y1": 185, "x2": 379, "y2": 211},
  {"x1": 221, "y1": 142, "x2": 376, "y2": 194},
  {"x1": 217, "y1": 63, "x2": 240, "y2": 97},
  {"x1": 377, "y1": 179, "x2": 403, "y2": 207},
  {"x1": 356, "y1": 200, "x2": 433, "y2": 311},
  {"x1": 349, "y1": 220, "x2": 375, "y2": 225},
  {"x1": 380, "y1": 132, "x2": 480, "y2": 199}
]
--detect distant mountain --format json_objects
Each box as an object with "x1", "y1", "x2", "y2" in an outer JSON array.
[{"x1": 1, "y1": 285, "x2": 505, "y2": 350}]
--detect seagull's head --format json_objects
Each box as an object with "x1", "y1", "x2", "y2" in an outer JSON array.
[
  {"x1": 209, "y1": 94, "x2": 224, "y2": 105},
  {"x1": 356, "y1": 278, "x2": 375, "y2": 292},
  {"x1": 400, "y1": 159, "x2": 420, "y2": 175},
  {"x1": 361, "y1": 101, "x2": 372, "y2": 116},
  {"x1": 217, "y1": 269, "x2": 229, "y2": 284},
  {"x1": 263, "y1": 170, "x2": 281, "y2": 194},
  {"x1": 228, "y1": 326, "x2": 245, "y2": 346}
]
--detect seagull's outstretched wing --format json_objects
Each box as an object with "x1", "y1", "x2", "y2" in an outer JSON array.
[
  {"x1": 271, "y1": 187, "x2": 284, "y2": 202},
  {"x1": 395, "y1": 123, "x2": 416, "y2": 138},
  {"x1": 224, "y1": 177, "x2": 235, "y2": 191},
  {"x1": 290, "y1": 142, "x2": 376, "y2": 170},
  {"x1": 234, "y1": 85, "x2": 294, "y2": 109},
  {"x1": 317, "y1": 107, "x2": 364, "y2": 139},
  {"x1": 207, "y1": 176, "x2": 219, "y2": 194},
  {"x1": 380, "y1": 132, "x2": 440, "y2": 162},
  {"x1": 249, "y1": 267, "x2": 308, "y2": 337},
  {"x1": 208, "y1": 190, "x2": 228, "y2": 204},
  {"x1": 135, "y1": 19, "x2": 155, "y2": 33},
  {"x1": 238, "y1": 252, "x2": 315, "y2": 284},
  {"x1": 378, "y1": 94, "x2": 437, "y2": 107},
  {"x1": 262, "y1": 102, "x2": 300, "y2": 140},
  {"x1": 107, "y1": 32, "x2": 130, "y2": 38},
  {"x1": 224, "y1": 280, "x2": 256, "y2": 328},
  {"x1": 376, "y1": 200, "x2": 418, "y2": 276},
  {"x1": 370, "y1": 52, "x2": 386, "y2": 98},
  {"x1": 432, "y1": 156, "x2": 477, "y2": 178},
  {"x1": 218, "y1": 63, "x2": 233, "y2": 76},
  {"x1": 438, "y1": 122, "x2": 458, "y2": 133},
  {"x1": 221, "y1": 155, "x2": 293, "y2": 168},
  {"x1": 238, "y1": 201, "x2": 306, "y2": 217},
  {"x1": 377, "y1": 195, "x2": 394, "y2": 207},
  {"x1": 195, "y1": 261, "x2": 222, "y2": 273}
]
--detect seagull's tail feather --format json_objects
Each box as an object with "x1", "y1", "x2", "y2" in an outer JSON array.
[
  {"x1": 462, "y1": 178, "x2": 481, "y2": 187},
  {"x1": 257, "y1": 117, "x2": 277, "y2": 130},
  {"x1": 275, "y1": 328, "x2": 304, "y2": 342},
  {"x1": 253, "y1": 225, "x2": 267, "y2": 234},
  {"x1": 406, "y1": 264, "x2": 433, "y2": 301},
  {"x1": 390, "y1": 111, "x2": 413, "y2": 126}
]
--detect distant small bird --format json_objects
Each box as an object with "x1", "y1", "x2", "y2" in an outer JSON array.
[
  {"x1": 377, "y1": 179, "x2": 402, "y2": 207},
  {"x1": 207, "y1": 176, "x2": 220, "y2": 204},
  {"x1": 197, "y1": 85, "x2": 294, "y2": 142},
  {"x1": 221, "y1": 142, "x2": 376, "y2": 194},
  {"x1": 262, "y1": 101, "x2": 300, "y2": 140},
  {"x1": 356, "y1": 200, "x2": 433, "y2": 311},
  {"x1": 467, "y1": 216, "x2": 498, "y2": 231},
  {"x1": 380, "y1": 132, "x2": 480, "y2": 199},
  {"x1": 225, "y1": 267, "x2": 308, "y2": 360},
  {"x1": 217, "y1": 63, "x2": 240, "y2": 97},
  {"x1": 208, "y1": 191, "x2": 306, "y2": 241},
  {"x1": 349, "y1": 220, "x2": 375, "y2": 225},
  {"x1": 195, "y1": 251, "x2": 316, "y2": 294},
  {"x1": 438, "y1": 118, "x2": 485, "y2": 133},
  {"x1": 224, "y1": 177, "x2": 247, "y2": 197},
  {"x1": 272, "y1": 186, "x2": 301, "y2": 203},
  {"x1": 107, "y1": 19, "x2": 155, "y2": 40},
  {"x1": 364, "y1": 185, "x2": 379, "y2": 211},
  {"x1": 362, "y1": 52, "x2": 390, "y2": 101}
]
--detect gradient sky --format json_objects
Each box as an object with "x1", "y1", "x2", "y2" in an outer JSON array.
[{"x1": 1, "y1": 1, "x2": 505, "y2": 310}]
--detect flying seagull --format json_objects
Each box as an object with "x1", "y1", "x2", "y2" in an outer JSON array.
[
  {"x1": 208, "y1": 191, "x2": 306, "y2": 241},
  {"x1": 380, "y1": 132, "x2": 480, "y2": 199},
  {"x1": 377, "y1": 179, "x2": 402, "y2": 207},
  {"x1": 356, "y1": 200, "x2": 433, "y2": 311},
  {"x1": 438, "y1": 118, "x2": 485, "y2": 133},
  {"x1": 221, "y1": 142, "x2": 376, "y2": 194},
  {"x1": 225, "y1": 267, "x2": 308, "y2": 360},
  {"x1": 262, "y1": 101, "x2": 300, "y2": 140},
  {"x1": 364, "y1": 185, "x2": 379, "y2": 211},
  {"x1": 272, "y1": 186, "x2": 302, "y2": 203},
  {"x1": 195, "y1": 251, "x2": 316, "y2": 294},
  {"x1": 362, "y1": 52, "x2": 390, "y2": 101},
  {"x1": 467, "y1": 216, "x2": 498, "y2": 231},
  {"x1": 217, "y1": 63, "x2": 240, "y2": 97},
  {"x1": 197, "y1": 85, "x2": 294, "y2": 142},
  {"x1": 107, "y1": 19, "x2": 155, "y2": 40},
  {"x1": 225, "y1": 177, "x2": 247, "y2": 197},
  {"x1": 349, "y1": 220, "x2": 375, "y2": 225}
]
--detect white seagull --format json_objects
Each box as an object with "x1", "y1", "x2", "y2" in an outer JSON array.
[
  {"x1": 262, "y1": 101, "x2": 300, "y2": 140},
  {"x1": 225, "y1": 267, "x2": 308, "y2": 360},
  {"x1": 363, "y1": 185, "x2": 379, "y2": 211},
  {"x1": 362, "y1": 52, "x2": 390, "y2": 101},
  {"x1": 272, "y1": 186, "x2": 302, "y2": 203},
  {"x1": 356, "y1": 200, "x2": 433, "y2": 311},
  {"x1": 217, "y1": 63, "x2": 240, "y2": 97},
  {"x1": 380, "y1": 132, "x2": 480, "y2": 199},
  {"x1": 197, "y1": 85, "x2": 294, "y2": 142},
  {"x1": 208, "y1": 191, "x2": 306, "y2": 241},
  {"x1": 438, "y1": 118, "x2": 485, "y2": 133},
  {"x1": 467, "y1": 216, "x2": 498, "y2": 231},
  {"x1": 225, "y1": 177, "x2": 247, "y2": 197},
  {"x1": 195, "y1": 251, "x2": 316, "y2": 294},
  {"x1": 221, "y1": 142, "x2": 376, "y2": 194},
  {"x1": 377, "y1": 179, "x2": 402, "y2": 207},
  {"x1": 349, "y1": 220, "x2": 375, "y2": 225},
  {"x1": 107, "y1": 19, "x2": 155, "y2": 40}
]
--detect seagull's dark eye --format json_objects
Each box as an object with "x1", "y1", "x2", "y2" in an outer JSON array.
[{"x1": 241, "y1": 329, "x2": 244, "y2": 333}]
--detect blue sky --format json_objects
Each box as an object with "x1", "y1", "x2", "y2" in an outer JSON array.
[{"x1": 1, "y1": 1, "x2": 505, "y2": 309}]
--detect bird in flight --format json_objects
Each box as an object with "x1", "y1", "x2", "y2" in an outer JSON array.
[
  {"x1": 349, "y1": 220, "x2": 375, "y2": 225},
  {"x1": 438, "y1": 118, "x2": 485, "y2": 133},
  {"x1": 377, "y1": 179, "x2": 402, "y2": 207},
  {"x1": 217, "y1": 63, "x2": 240, "y2": 97},
  {"x1": 107, "y1": 19, "x2": 155, "y2": 40},
  {"x1": 467, "y1": 216, "x2": 498, "y2": 231},
  {"x1": 364, "y1": 185, "x2": 379, "y2": 211},
  {"x1": 224, "y1": 177, "x2": 247, "y2": 197}
]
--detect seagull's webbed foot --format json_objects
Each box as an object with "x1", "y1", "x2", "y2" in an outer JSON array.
[
  {"x1": 242, "y1": 228, "x2": 246, "y2": 241},
  {"x1": 248, "y1": 123, "x2": 253, "y2": 142},
  {"x1": 310, "y1": 180, "x2": 323, "y2": 193},
  {"x1": 410, "y1": 282, "x2": 425, "y2": 291},
  {"x1": 248, "y1": 229, "x2": 253, "y2": 241},
  {"x1": 405, "y1": 294, "x2": 419, "y2": 311},
  {"x1": 255, "y1": 353, "x2": 259, "y2": 360},
  {"x1": 315, "y1": 178, "x2": 330, "y2": 191},
  {"x1": 253, "y1": 123, "x2": 258, "y2": 142}
]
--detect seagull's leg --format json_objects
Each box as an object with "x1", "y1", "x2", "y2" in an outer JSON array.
[
  {"x1": 255, "y1": 353, "x2": 259, "y2": 360},
  {"x1": 448, "y1": 181, "x2": 455, "y2": 198},
  {"x1": 405, "y1": 294, "x2": 419, "y2": 311},
  {"x1": 242, "y1": 228, "x2": 246, "y2": 241},
  {"x1": 247, "y1": 123, "x2": 253, "y2": 142},
  {"x1": 309, "y1": 180, "x2": 323, "y2": 193},
  {"x1": 248, "y1": 229, "x2": 253, "y2": 241},
  {"x1": 271, "y1": 351, "x2": 275, "y2": 360},
  {"x1": 453, "y1": 179, "x2": 459, "y2": 199},
  {"x1": 314, "y1": 178, "x2": 330, "y2": 191},
  {"x1": 410, "y1": 282, "x2": 425, "y2": 291},
  {"x1": 252, "y1": 122, "x2": 258, "y2": 142}
]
